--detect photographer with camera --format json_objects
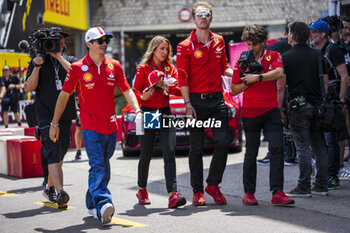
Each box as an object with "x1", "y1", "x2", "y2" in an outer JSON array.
[
  {"x1": 231, "y1": 24, "x2": 294, "y2": 206},
  {"x1": 1, "y1": 65, "x2": 22, "y2": 128},
  {"x1": 309, "y1": 19, "x2": 349, "y2": 189},
  {"x1": 283, "y1": 22, "x2": 329, "y2": 197},
  {"x1": 24, "y1": 27, "x2": 77, "y2": 208}
]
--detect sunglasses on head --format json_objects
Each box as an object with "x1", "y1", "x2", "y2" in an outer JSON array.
[
  {"x1": 196, "y1": 12, "x2": 211, "y2": 18},
  {"x1": 91, "y1": 37, "x2": 111, "y2": 45}
]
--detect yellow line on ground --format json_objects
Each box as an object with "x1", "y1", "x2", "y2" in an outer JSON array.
[
  {"x1": 0, "y1": 190, "x2": 18, "y2": 197},
  {"x1": 35, "y1": 201, "x2": 74, "y2": 209},
  {"x1": 111, "y1": 217, "x2": 147, "y2": 228}
]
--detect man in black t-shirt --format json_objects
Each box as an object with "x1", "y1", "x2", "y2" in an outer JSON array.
[
  {"x1": 309, "y1": 19, "x2": 350, "y2": 189},
  {"x1": 24, "y1": 28, "x2": 77, "y2": 208},
  {"x1": 284, "y1": 22, "x2": 329, "y2": 197},
  {"x1": 0, "y1": 65, "x2": 22, "y2": 127}
]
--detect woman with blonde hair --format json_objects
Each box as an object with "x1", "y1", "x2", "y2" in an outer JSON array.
[{"x1": 133, "y1": 35, "x2": 186, "y2": 208}]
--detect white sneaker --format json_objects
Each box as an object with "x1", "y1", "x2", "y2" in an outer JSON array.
[
  {"x1": 339, "y1": 167, "x2": 350, "y2": 180},
  {"x1": 88, "y1": 208, "x2": 97, "y2": 219},
  {"x1": 100, "y1": 203, "x2": 114, "y2": 224}
]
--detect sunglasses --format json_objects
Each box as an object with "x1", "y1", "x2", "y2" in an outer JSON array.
[
  {"x1": 196, "y1": 12, "x2": 211, "y2": 18},
  {"x1": 91, "y1": 38, "x2": 111, "y2": 45}
]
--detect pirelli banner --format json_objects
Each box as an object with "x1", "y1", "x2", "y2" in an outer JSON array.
[{"x1": 43, "y1": 0, "x2": 88, "y2": 30}]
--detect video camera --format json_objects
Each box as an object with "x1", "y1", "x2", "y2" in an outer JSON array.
[
  {"x1": 237, "y1": 51, "x2": 264, "y2": 78},
  {"x1": 18, "y1": 27, "x2": 64, "y2": 59},
  {"x1": 322, "y1": 15, "x2": 342, "y2": 34},
  {"x1": 321, "y1": 16, "x2": 350, "y2": 53}
]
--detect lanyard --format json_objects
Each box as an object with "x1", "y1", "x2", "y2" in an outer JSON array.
[
  {"x1": 50, "y1": 57, "x2": 60, "y2": 80},
  {"x1": 149, "y1": 62, "x2": 166, "y2": 77},
  {"x1": 256, "y1": 49, "x2": 267, "y2": 64},
  {"x1": 190, "y1": 37, "x2": 214, "y2": 51}
]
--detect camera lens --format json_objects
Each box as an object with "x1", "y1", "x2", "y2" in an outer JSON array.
[{"x1": 42, "y1": 40, "x2": 55, "y2": 51}]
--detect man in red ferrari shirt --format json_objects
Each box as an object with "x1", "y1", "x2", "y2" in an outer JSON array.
[
  {"x1": 49, "y1": 27, "x2": 141, "y2": 224},
  {"x1": 176, "y1": 2, "x2": 233, "y2": 206},
  {"x1": 231, "y1": 24, "x2": 294, "y2": 206}
]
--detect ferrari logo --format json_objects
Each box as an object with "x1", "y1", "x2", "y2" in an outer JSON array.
[
  {"x1": 108, "y1": 64, "x2": 113, "y2": 70},
  {"x1": 214, "y1": 38, "x2": 219, "y2": 44},
  {"x1": 266, "y1": 55, "x2": 271, "y2": 61},
  {"x1": 165, "y1": 66, "x2": 170, "y2": 72}
]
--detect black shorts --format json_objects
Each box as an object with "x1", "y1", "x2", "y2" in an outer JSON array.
[
  {"x1": 76, "y1": 116, "x2": 81, "y2": 127},
  {"x1": 1, "y1": 101, "x2": 18, "y2": 112},
  {"x1": 38, "y1": 119, "x2": 72, "y2": 164}
]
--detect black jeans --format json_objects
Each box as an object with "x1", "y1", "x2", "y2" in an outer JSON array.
[
  {"x1": 243, "y1": 108, "x2": 284, "y2": 193},
  {"x1": 189, "y1": 93, "x2": 229, "y2": 194},
  {"x1": 289, "y1": 103, "x2": 328, "y2": 188},
  {"x1": 137, "y1": 107, "x2": 177, "y2": 193}
]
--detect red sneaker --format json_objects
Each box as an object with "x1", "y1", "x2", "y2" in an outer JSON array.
[
  {"x1": 136, "y1": 189, "x2": 151, "y2": 205},
  {"x1": 271, "y1": 190, "x2": 295, "y2": 206},
  {"x1": 205, "y1": 184, "x2": 226, "y2": 205},
  {"x1": 242, "y1": 193, "x2": 258, "y2": 205},
  {"x1": 168, "y1": 191, "x2": 186, "y2": 208},
  {"x1": 192, "y1": 191, "x2": 206, "y2": 206}
]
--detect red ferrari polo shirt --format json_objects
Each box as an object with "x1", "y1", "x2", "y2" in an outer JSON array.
[
  {"x1": 232, "y1": 48, "x2": 283, "y2": 118},
  {"x1": 176, "y1": 29, "x2": 230, "y2": 94},
  {"x1": 63, "y1": 54, "x2": 130, "y2": 134},
  {"x1": 133, "y1": 60, "x2": 181, "y2": 109}
]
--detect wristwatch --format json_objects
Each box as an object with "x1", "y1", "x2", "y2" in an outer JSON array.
[{"x1": 258, "y1": 74, "x2": 263, "y2": 82}]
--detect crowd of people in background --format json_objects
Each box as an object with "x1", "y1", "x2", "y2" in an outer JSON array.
[{"x1": 3, "y1": 0, "x2": 350, "y2": 226}]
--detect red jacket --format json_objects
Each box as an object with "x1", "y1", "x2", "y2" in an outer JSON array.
[
  {"x1": 63, "y1": 54, "x2": 130, "y2": 134},
  {"x1": 232, "y1": 48, "x2": 283, "y2": 118},
  {"x1": 176, "y1": 29, "x2": 230, "y2": 94},
  {"x1": 133, "y1": 60, "x2": 181, "y2": 109}
]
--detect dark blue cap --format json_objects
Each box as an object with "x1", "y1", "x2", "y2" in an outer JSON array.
[{"x1": 309, "y1": 19, "x2": 329, "y2": 34}]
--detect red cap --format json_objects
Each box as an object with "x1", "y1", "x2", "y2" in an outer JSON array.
[{"x1": 147, "y1": 70, "x2": 164, "y2": 89}]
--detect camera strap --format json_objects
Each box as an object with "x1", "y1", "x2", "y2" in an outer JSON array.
[
  {"x1": 255, "y1": 49, "x2": 266, "y2": 64},
  {"x1": 50, "y1": 57, "x2": 62, "y2": 90}
]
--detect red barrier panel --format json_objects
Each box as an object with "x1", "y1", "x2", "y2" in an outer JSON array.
[
  {"x1": 7, "y1": 138, "x2": 43, "y2": 178},
  {"x1": 24, "y1": 127, "x2": 36, "y2": 137},
  {"x1": 69, "y1": 120, "x2": 85, "y2": 149}
]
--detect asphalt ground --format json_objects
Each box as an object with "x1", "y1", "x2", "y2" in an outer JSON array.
[{"x1": 1, "y1": 142, "x2": 350, "y2": 233}]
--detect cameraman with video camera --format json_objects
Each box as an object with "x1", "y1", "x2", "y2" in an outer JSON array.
[
  {"x1": 309, "y1": 19, "x2": 349, "y2": 189},
  {"x1": 24, "y1": 27, "x2": 77, "y2": 208},
  {"x1": 231, "y1": 24, "x2": 294, "y2": 206}
]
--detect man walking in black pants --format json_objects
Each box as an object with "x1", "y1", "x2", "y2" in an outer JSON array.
[
  {"x1": 231, "y1": 24, "x2": 294, "y2": 206},
  {"x1": 177, "y1": 1, "x2": 233, "y2": 206},
  {"x1": 284, "y1": 22, "x2": 329, "y2": 197}
]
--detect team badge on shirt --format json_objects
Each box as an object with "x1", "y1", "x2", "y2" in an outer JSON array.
[
  {"x1": 165, "y1": 66, "x2": 170, "y2": 72},
  {"x1": 194, "y1": 50, "x2": 203, "y2": 58},
  {"x1": 214, "y1": 37, "x2": 219, "y2": 44},
  {"x1": 81, "y1": 65, "x2": 88, "y2": 71},
  {"x1": 83, "y1": 73, "x2": 93, "y2": 82},
  {"x1": 266, "y1": 55, "x2": 271, "y2": 61},
  {"x1": 108, "y1": 64, "x2": 113, "y2": 70}
]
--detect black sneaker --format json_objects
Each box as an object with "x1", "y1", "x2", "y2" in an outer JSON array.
[
  {"x1": 57, "y1": 189, "x2": 70, "y2": 208},
  {"x1": 284, "y1": 159, "x2": 298, "y2": 166},
  {"x1": 286, "y1": 184, "x2": 311, "y2": 197},
  {"x1": 311, "y1": 185, "x2": 328, "y2": 196},
  {"x1": 42, "y1": 186, "x2": 57, "y2": 203},
  {"x1": 42, "y1": 177, "x2": 48, "y2": 187},
  {"x1": 257, "y1": 154, "x2": 270, "y2": 164},
  {"x1": 75, "y1": 150, "x2": 81, "y2": 160}
]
